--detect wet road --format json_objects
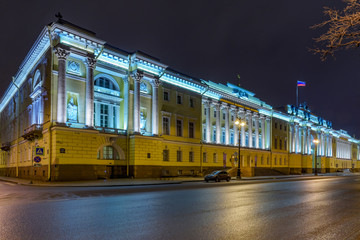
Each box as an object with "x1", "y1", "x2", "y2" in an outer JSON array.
[{"x1": 0, "y1": 177, "x2": 360, "y2": 240}]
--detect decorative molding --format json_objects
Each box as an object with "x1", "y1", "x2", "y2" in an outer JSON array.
[
  {"x1": 55, "y1": 47, "x2": 70, "y2": 60},
  {"x1": 86, "y1": 57, "x2": 97, "y2": 69}
]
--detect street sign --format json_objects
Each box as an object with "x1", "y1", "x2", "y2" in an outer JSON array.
[
  {"x1": 35, "y1": 147, "x2": 44, "y2": 156},
  {"x1": 34, "y1": 156, "x2": 41, "y2": 163}
]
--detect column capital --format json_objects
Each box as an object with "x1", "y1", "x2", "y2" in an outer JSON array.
[
  {"x1": 85, "y1": 57, "x2": 97, "y2": 69},
  {"x1": 150, "y1": 76, "x2": 161, "y2": 88},
  {"x1": 211, "y1": 101, "x2": 220, "y2": 109},
  {"x1": 230, "y1": 105, "x2": 237, "y2": 112},
  {"x1": 55, "y1": 47, "x2": 70, "y2": 60},
  {"x1": 202, "y1": 99, "x2": 211, "y2": 107},
  {"x1": 245, "y1": 110, "x2": 252, "y2": 116},
  {"x1": 252, "y1": 112, "x2": 259, "y2": 119},
  {"x1": 221, "y1": 102, "x2": 229, "y2": 109},
  {"x1": 265, "y1": 117, "x2": 271, "y2": 122},
  {"x1": 131, "y1": 71, "x2": 143, "y2": 82}
]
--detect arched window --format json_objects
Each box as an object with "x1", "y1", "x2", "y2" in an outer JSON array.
[
  {"x1": 97, "y1": 145, "x2": 120, "y2": 160},
  {"x1": 94, "y1": 75, "x2": 121, "y2": 129}
]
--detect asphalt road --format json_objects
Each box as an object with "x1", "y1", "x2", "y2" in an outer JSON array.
[{"x1": 0, "y1": 176, "x2": 360, "y2": 240}]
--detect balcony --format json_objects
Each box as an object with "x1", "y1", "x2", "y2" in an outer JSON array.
[
  {"x1": 22, "y1": 124, "x2": 43, "y2": 141},
  {"x1": 96, "y1": 127, "x2": 127, "y2": 135},
  {"x1": 0, "y1": 142, "x2": 10, "y2": 151}
]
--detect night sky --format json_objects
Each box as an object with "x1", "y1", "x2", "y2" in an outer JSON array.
[{"x1": 1, "y1": 1, "x2": 359, "y2": 137}]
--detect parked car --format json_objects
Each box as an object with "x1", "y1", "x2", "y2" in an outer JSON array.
[{"x1": 204, "y1": 170, "x2": 231, "y2": 182}]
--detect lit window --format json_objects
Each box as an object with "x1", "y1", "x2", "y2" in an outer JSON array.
[
  {"x1": 101, "y1": 146, "x2": 119, "y2": 160},
  {"x1": 213, "y1": 153, "x2": 217, "y2": 163}
]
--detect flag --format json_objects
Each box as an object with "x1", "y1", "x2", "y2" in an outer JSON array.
[{"x1": 297, "y1": 81, "x2": 306, "y2": 87}]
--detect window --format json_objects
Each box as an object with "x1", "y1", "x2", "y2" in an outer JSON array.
[
  {"x1": 274, "y1": 157, "x2": 277, "y2": 165},
  {"x1": 176, "y1": 120, "x2": 183, "y2": 137},
  {"x1": 280, "y1": 124, "x2": 282, "y2": 130},
  {"x1": 222, "y1": 112, "x2": 226, "y2": 120},
  {"x1": 189, "y1": 122, "x2": 194, "y2": 138},
  {"x1": 178, "y1": 170, "x2": 183, "y2": 175},
  {"x1": 177, "y1": 150, "x2": 182, "y2": 162},
  {"x1": 213, "y1": 129, "x2": 216, "y2": 142},
  {"x1": 279, "y1": 158, "x2": 282, "y2": 165},
  {"x1": 275, "y1": 122, "x2": 278, "y2": 129},
  {"x1": 222, "y1": 130, "x2": 225, "y2": 144},
  {"x1": 189, "y1": 98, "x2": 194, "y2": 108},
  {"x1": 163, "y1": 91, "x2": 169, "y2": 101},
  {"x1": 213, "y1": 109, "x2": 216, "y2": 118},
  {"x1": 279, "y1": 139, "x2": 282, "y2": 150},
  {"x1": 213, "y1": 153, "x2": 217, "y2": 163},
  {"x1": 284, "y1": 125, "x2": 287, "y2": 131},
  {"x1": 230, "y1": 132, "x2": 234, "y2": 145},
  {"x1": 275, "y1": 139, "x2": 278, "y2": 149},
  {"x1": 189, "y1": 151, "x2": 194, "y2": 162},
  {"x1": 204, "y1": 107, "x2": 207, "y2": 115},
  {"x1": 102, "y1": 146, "x2": 120, "y2": 159},
  {"x1": 203, "y1": 152, "x2": 207, "y2": 163},
  {"x1": 163, "y1": 149, "x2": 169, "y2": 161},
  {"x1": 95, "y1": 77, "x2": 117, "y2": 90},
  {"x1": 284, "y1": 158, "x2": 287, "y2": 165},
  {"x1": 231, "y1": 115, "x2": 234, "y2": 122},
  {"x1": 177, "y1": 94, "x2": 182, "y2": 104},
  {"x1": 284, "y1": 140, "x2": 287, "y2": 151},
  {"x1": 163, "y1": 117, "x2": 170, "y2": 135},
  {"x1": 261, "y1": 156, "x2": 264, "y2": 165},
  {"x1": 267, "y1": 157, "x2": 270, "y2": 165},
  {"x1": 100, "y1": 104, "x2": 109, "y2": 127}
]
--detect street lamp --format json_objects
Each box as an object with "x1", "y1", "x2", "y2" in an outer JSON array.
[
  {"x1": 313, "y1": 139, "x2": 320, "y2": 176},
  {"x1": 235, "y1": 119, "x2": 246, "y2": 179}
]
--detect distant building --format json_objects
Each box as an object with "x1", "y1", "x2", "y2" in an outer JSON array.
[{"x1": 0, "y1": 19, "x2": 359, "y2": 181}]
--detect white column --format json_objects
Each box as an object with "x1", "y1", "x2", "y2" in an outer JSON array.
[
  {"x1": 231, "y1": 107, "x2": 238, "y2": 146},
  {"x1": 109, "y1": 105, "x2": 114, "y2": 128},
  {"x1": 132, "y1": 71, "x2": 143, "y2": 133},
  {"x1": 261, "y1": 116, "x2": 266, "y2": 149},
  {"x1": 85, "y1": 57, "x2": 96, "y2": 128},
  {"x1": 254, "y1": 113, "x2": 259, "y2": 148},
  {"x1": 266, "y1": 117, "x2": 271, "y2": 149},
  {"x1": 223, "y1": 105, "x2": 229, "y2": 145},
  {"x1": 151, "y1": 76, "x2": 161, "y2": 135},
  {"x1": 39, "y1": 94, "x2": 44, "y2": 124},
  {"x1": 55, "y1": 47, "x2": 70, "y2": 124},
  {"x1": 289, "y1": 124, "x2": 293, "y2": 152},
  {"x1": 329, "y1": 135, "x2": 333, "y2": 157},
  {"x1": 247, "y1": 111, "x2": 252, "y2": 148},
  {"x1": 240, "y1": 110, "x2": 246, "y2": 147},
  {"x1": 303, "y1": 127, "x2": 307, "y2": 154},
  {"x1": 123, "y1": 77, "x2": 129, "y2": 130},
  {"x1": 204, "y1": 101, "x2": 211, "y2": 143},
  {"x1": 307, "y1": 128, "x2": 311, "y2": 155},
  {"x1": 295, "y1": 124, "x2": 299, "y2": 153},
  {"x1": 95, "y1": 102, "x2": 100, "y2": 127},
  {"x1": 215, "y1": 103, "x2": 221, "y2": 144},
  {"x1": 115, "y1": 106, "x2": 120, "y2": 129}
]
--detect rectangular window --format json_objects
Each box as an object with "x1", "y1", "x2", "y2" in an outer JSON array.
[
  {"x1": 163, "y1": 149, "x2": 169, "y2": 161},
  {"x1": 274, "y1": 139, "x2": 278, "y2": 149},
  {"x1": 100, "y1": 104, "x2": 109, "y2": 127},
  {"x1": 279, "y1": 158, "x2": 282, "y2": 165},
  {"x1": 222, "y1": 130, "x2": 225, "y2": 144},
  {"x1": 163, "y1": 117, "x2": 170, "y2": 135},
  {"x1": 274, "y1": 157, "x2": 277, "y2": 165},
  {"x1": 113, "y1": 106, "x2": 116, "y2": 128},
  {"x1": 213, "y1": 109, "x2": 216, "y2": 118},
  {"x1": 176, "y1": 120, "x2": 183, "y2": 137},
  {"x1": 177, "y1": 150, "x2": 182, "y2": 162},
  {"x1": 189, "y1": 151, "x2": 194, "y2": 162},
  {"x1": 204, "y1": 107, "x2": 207, "y2": 115},
  {"x1": 213, "y1": 129, "x2": 216, "y2": 142},
  {"x1": 222, "y1": 112, "x2": 226, "y2": 120},
  {"x1": 280, "y1": 139, "x2": 282, "y2": 150},
  {"x1": 231, "y1": 115, "x2": 234, "y2": 122},
  {"x1": 275, "y1": 122, "x2": 277, "y2": 129},
  {"x1": 280, "y1": 124, "x2": 282, "y2": 130},
  {"x1": 189, "y1": 98, "x2": 194, "y2": 108},
  {"x1": 230, "y1": 132, "x2": 234, "y2": 145},
  {"x1": 189, "y1": 122, "x2": 194, "y2": 138},
  {"x1": 284, "y1": 140, "x2": 287, "y2": 151},
  {"x1": 213, "y1": 153, "x2": 217, "y2": 163},
  {"x1": 284, "y1": 125, "x2": 287, "y2": 131},
  {"x1": 163, "y1": 91, "x2": 169, "y2": 101},
  {"x1": 177, "y1": 94, "x2": 182, "y2": 104},
  {"x1": 203, "y1": 152, "x2": 207, "y2": 163}
]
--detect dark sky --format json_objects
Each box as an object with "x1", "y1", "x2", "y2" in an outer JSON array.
[{"x1": 1, "y1": 0, "x2": 360, "y2": 137}]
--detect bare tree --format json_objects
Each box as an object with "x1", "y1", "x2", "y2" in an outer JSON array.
[{"x1": 312, "y1": 0, "x2": 360, "y2": 60}]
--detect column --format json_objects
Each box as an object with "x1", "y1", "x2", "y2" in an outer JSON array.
[
  {"x1": 261, "y1": 116, "x2": 266, "y2": 150},
  {"x1": 85, "y1": 57, "x2": 96, "y2": 128},
  {"x1": 109, "y1": 105, "x2": 114, "y2": 128},
  {"x1": 55, "y1": 47, "x2": 70, "y2": 124},
  {"x1": 247, "y1": 111, "x2": 252, "y2": 148},
  {"x1": 266, "y1": 117, "x2": 271, "y2": 149},
  {"x1": 39, "y1": 94, "x2": 45, "y2": 124},
  {"x1": 123, "y1": 77, "x2": 129, "y2": 130},
  {"x1": 115, "y1": 106, "x2": 120, "y2": 129},
  {"x1": 295, "y1": 124, "x2": 299, "y2": 153},
  {"x1": 231, "y1": 107, "x2": 238, "y2": 146},
  {"x1": 151, "y1": 76, "x2": 161, "y2": 135},
  {"x1": 254, "y1": 113, "x2": 259, "y2": 148},
  {"x1": 204, "y1": 100, "x2": 211, "y2": 143},
  {"x1": 222, "y1": 104, "x2": 229, "y2": 145},
  {"x1": 307, "y1": 128, "x2": 311, "y2": 155},
  {"x1": 289, "y1": 124, "x2": 293, "y2": 152},
  {"x1": 329, "y1": 135, "x2": 333, "y2": 157},
  {"x1": 303, "y1": 127, "x2": 307, "y2": 154},
  {"x1": 214, "y1": 102, "x2": 221, "y2": 144},
  {"x1": 240, "y1": 109, "x2": 246, "y2": 147},
  {"x1": 132, "y1": 71, "x2": 143, "y2": 133},
  {"x1": 95, "y1": 102, "x2": 100, "y2": 126}
]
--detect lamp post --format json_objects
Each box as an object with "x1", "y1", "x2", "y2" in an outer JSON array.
[
  {"x1": 235, "y1": 119, "x2": 246, "y2": 179},
  {"x1": 313, "y1": 139, "x2": 319, "y2": 176}
]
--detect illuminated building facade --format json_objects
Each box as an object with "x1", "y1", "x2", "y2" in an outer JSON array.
[{"x1": 0, "y1": 19, "x2": 359, "y2": 181}]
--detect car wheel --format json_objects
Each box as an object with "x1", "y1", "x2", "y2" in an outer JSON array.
[
  {"x1": 216, "y1": 177, "x2": 220, "y2": 182},
  {"x1": 205, "y1": 179, "x2": 209, "y2": 182},
  {"x1": 226, "y1": 177, "x2": 230, "y2": 182}
]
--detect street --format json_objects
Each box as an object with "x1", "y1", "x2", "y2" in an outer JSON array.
[{"x1": 0, "y1": 176, "x2": 360, "y2": 240}]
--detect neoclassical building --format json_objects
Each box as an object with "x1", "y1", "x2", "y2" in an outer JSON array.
[{"x1": 0, "y1": 19, "x2": 359, "y2": 181}]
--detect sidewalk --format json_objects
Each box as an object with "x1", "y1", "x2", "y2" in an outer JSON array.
[{"x1": 0, "y1": 172, "x2": 358, "y2": 187}]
